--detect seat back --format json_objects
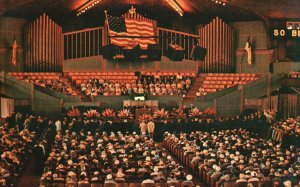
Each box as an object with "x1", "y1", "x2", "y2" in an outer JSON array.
[
  {"x1": 91, "y1": 184, "x2": 102, "y2": 187},
  {"x1": 224, "y1": 181, "x2": 236, "y2": 187},
  {"x1": 167, "y1": 181, "x2": 180, "y2": 187},
  {"x1": 142, "y1": 183, "x2": 156, "y2": 187}
]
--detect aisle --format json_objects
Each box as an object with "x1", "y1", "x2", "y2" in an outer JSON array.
[
  {"x1": 158, "y1": 143, "x2": 207, "y2": 187},
  {"x1": 17, "y1": 157, "x2": 40, "y2": 187}
]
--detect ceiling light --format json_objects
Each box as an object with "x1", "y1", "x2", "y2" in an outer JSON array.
[
  {"x1": 76, "y1": 0, "x2": 102, "y2": 16},
  {"x1": 165, "y1": 0, "x2": 184, "y2": 16},
  {"x1": 212, "y1": 0, "x2": 226, "y2": 6}
]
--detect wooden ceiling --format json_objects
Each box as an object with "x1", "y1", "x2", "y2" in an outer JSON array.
[{"x1": 1, "y1": 0, "x2": 300, "y2": 26}]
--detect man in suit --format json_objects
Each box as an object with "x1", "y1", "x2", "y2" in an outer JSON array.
[{"x1": 147, "y1": 120, "x2": 155, "y2": 139}]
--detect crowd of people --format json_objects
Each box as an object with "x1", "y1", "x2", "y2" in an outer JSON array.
[
  {"x1": 20, "y1": 77, "x2": 77, "y2": 95},
  {"x1": 288, "y1": 71, "x2": 300, "y2": 79},
  {"x1": 0, "y1": 113, "x2": 45, "y2": 186},
  {"x1": 268, "y1": 117, "x2": 300, "y2": 148},
  {"x1": 195, "y1": 87, "x2": 207, "y2": 97},
  {"x1": 40, "y1": 130, "x2": 194, "y2": 186},
  {"x1": 79, "y1": 72, "x2": 193, "y2": 97},
  {"x1": 164, "y1": 129, "x2": 300, "y2": 187},
  {"x1": 1, "y1": 108, "x2": 299, "y2": 187},
  {"x1": 271, "y1": 118, "x2": 300, "y2": 137}
]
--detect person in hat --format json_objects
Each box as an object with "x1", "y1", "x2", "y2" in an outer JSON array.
[{"x1": 181, "y1": 174, "x2": 194, "y2": 187}]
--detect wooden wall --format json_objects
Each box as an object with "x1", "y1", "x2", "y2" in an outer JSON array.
[
  {"x1": 25, "y1": 13, "x2": 63, "y2": 72},
  {"x1": 198, "y1": 17, "x2": 234, "y2": 73}
]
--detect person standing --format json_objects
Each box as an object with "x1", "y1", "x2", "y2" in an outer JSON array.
[
  {"x1": 55, "y1": 119, "x2": 62, "y2": 133},
  {"x1": 147, "y1": 120, "x2": 155, "y2": 139},
  {"x1": 140, "y1": 120, "x2": 148, "y2": 135}
]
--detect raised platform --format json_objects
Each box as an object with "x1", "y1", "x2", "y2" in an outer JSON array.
[{"x1": 63, "y1": 56, "x2": 199, "y2": 73}]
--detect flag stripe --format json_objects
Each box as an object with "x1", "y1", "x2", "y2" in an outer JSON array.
[{"x1": 107, "y1": 14, "x2": 156, "y2": 49}]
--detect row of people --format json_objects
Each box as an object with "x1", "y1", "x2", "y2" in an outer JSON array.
[
  {"x1": 164, "y1": 129, "x2": 300, "y2": 187},
  {"x1": 40, "y1": 130, "x2": 195, "y2": 186},
  {"x1": 288, "y1": 71, "x2": 300, "y2": 79},
  {"x1": 20, "y1": 77, "x2": 77, "y2": 95},
  {"x1": 0, "y1": 123, "x2": 36, "y2": 186},
  {"x1": 80, "y1": 78, "x2": 191, "y2": 97}
]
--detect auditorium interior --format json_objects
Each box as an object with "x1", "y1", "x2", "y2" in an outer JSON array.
[{"x1": 0, "y1": 0, "x2": 300, "y2": 187}]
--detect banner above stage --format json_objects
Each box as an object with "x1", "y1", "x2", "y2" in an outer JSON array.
[{"x1": 105, "y1": 6, "x2": 157, "y2": 49}]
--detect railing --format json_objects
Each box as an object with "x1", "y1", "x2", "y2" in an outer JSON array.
[
  {"x1": 0, "y1": 73, "x2": 32, "y2": 99},
  {"x1": 63, "y1": 27, "x2": 104, "y2": 60},
  {"x1": 197, "y1": 85, "x2": 239, "y2": 102},
  {"x1": 157, "y1": 27, "x2": 198, "y2": 60},
  {"x1": 34, "y1": 85, "x2": 81, "y2": 102}
]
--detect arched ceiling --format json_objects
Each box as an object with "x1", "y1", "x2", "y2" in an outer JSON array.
[{"x1": 1, "y1": 0, "x2": 300, "y2": 27}]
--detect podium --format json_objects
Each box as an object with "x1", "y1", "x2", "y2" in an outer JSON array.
[
  {"x1": 123, "y1": 42, "x2": 141, "y2": 61},
  {"x1": 167, "y1": 44, "x2": 184, "y2": 61}
]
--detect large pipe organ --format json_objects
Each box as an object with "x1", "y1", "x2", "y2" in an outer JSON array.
[
  {"x1": 199, "y1": 17, "x2": 234, "y2": 73},
  {"x1": 25, "y1": 13, "x2": 63, "y2": 72}
]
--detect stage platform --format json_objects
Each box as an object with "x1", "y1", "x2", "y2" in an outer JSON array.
[{"x1": 63, "y1": 56, "x2": 199, "y2": 73}]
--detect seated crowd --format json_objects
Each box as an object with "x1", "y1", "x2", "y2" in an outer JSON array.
[
  {"x1": 271, "y1": 118, "x2": 300, "y2": 137},
  {"x1": 288, "y1": 71, "x2": 300, "y2": 79},
  {"x1": 20, "y1": 76, "x2": 77, "y2": 96},
  {"x1": 80, "y1": 72, "x2": 193, "y2": 97},
  {"x1": 40, "y1": 131, "x2": 194, "y2": 186},
  {"x1": 195, "y1": 86, "x2": 207, "y2": 97},
  {"x1": 0, "y1": 121, "x2": 36, "y2": 186},
  {"x1": 164, "y1": 129, "x2": 300, "y2": 187}
]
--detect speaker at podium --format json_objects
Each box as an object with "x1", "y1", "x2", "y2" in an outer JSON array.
[{"x1": 167, "y1": 44, "x2": 185, "y2": 61}]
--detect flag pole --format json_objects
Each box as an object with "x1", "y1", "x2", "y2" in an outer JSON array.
[{"x1": 104, "y1": 10, "x2": 111, "y2": 45}]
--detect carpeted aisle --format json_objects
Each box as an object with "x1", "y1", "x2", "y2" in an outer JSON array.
[{"x1": 17, "y1": 157, "x2": 40, "y2": 187}]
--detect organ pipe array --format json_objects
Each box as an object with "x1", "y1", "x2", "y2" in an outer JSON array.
[
  {"x1": 199, "y1": 17, "x2": 234, "y2": 73},
  {"x1": 25, "y1": 13, "x2": 63, "y2": 72}
]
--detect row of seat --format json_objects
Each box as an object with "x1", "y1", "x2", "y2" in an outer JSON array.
[
  {"x1": 67, "y1": 72, "x2": 197, "y2": 77},
  {"x1": 71, "y1": 75, "x2": 138, "y2": 81},
  {"x1": 163, "y1": 139, "x2": 270, "y2": 187},
  {"x1": 8, "y1": 72, "x2": 59, "y2": 76},
  {"x1": 12, "y1": 75, "x2": 60, "y2": 80},
  {"x1": 74, "y1": 79, "x2": 137, "y2": 86},
  {"x1": 68, "y1": 72, "x2": 136, "y2": 76},
  {"x1": 143, "y1": 72, "x2": 197, "y2": 77},
  {"x1": 203, "y1": 80, "x2": 252, "y2": 85},
  {"x1": 40, "y1": 181, "x2": 190, "y2": 187},
  {"x1": 205, "y1": 77, "x2": 257, "y2": 81},
  {"x1": 207, "y1": 73, "x2": 256, "y2": 77}
]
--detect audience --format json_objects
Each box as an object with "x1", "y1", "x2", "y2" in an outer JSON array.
[
  {"x1": 20, "y1": 76, "x2": 77, "y2": 95},
  {"x1": 40, "y1": 131, "x2": 192, "y2": 186},
  {"x1": 288, "y1": 71, "x2": 300, "y2": 79},
  {"x1": 80, "y1": 72, "x2": 193, "y2": 97},
  {"x1": 195, "y1": 86, "x2": 207, "y2": 97},
  {"x1": 0, "y1": 122, "x2": 37, "y2": 186},
  {"x1": 164, "y1": 129, "x2": 300, "y2": 187}
]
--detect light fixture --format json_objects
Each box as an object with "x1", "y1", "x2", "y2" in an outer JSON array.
[
  {"x1": 165, "y1": 0, "x2": 184, "y2": 16},
  {"x1": 76, "y1": 0, "x2": 102, "y2": 16},
  {"x1": 212, "y1": 0, "x2": 227, "y2": 6}
]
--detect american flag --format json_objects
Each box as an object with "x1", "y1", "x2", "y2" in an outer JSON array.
[{"x1": 107, "y1": 14, "x2": 156, "y2": 49}]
